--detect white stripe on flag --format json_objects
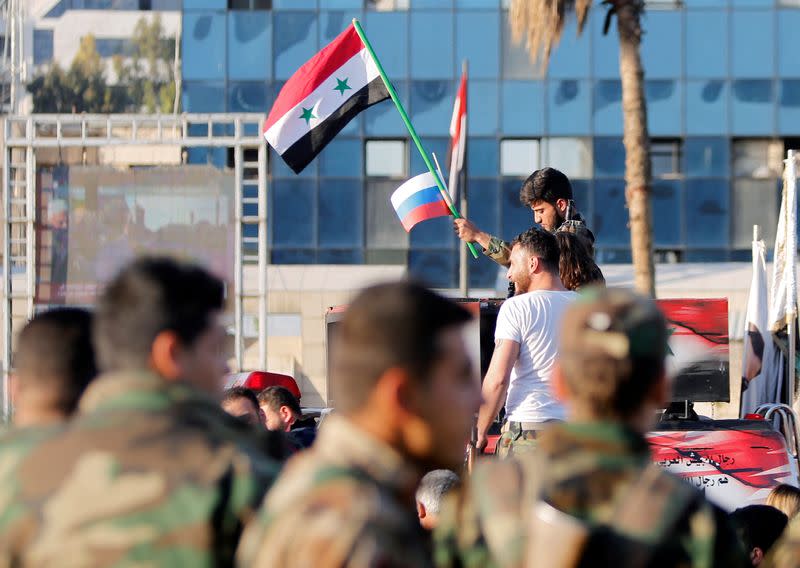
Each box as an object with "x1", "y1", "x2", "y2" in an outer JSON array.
[
  {"x1": 390, "y1": 172, "x2": 439, "y2": 209},
  {"x1": 265, "y1": 48, "x2": 381, "y2": 154}
]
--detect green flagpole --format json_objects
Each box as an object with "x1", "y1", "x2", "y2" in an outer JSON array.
[{"x1": 352, "y1": 18, "x2": 479, "y2": 260}]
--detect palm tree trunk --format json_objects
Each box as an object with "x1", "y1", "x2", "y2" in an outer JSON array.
[{"x1": 615, "y1": 0, "x2": 656, "y2": 297}]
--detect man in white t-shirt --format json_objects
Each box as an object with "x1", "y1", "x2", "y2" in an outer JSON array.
[{"x1": 476, "y1": 227, "x2": 578, "y2": 459}]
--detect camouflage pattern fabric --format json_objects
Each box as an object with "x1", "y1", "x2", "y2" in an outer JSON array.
[
  {"x1": 764, "y1": 514, "x2": 800, "y2": 567},
  {"x1": 495, "y1": 423, "x2": 543, "y2": 460},
  {"x1": 434, "y1": 421, "x2": 747, "y2": 568},
  {"x1": 238, "y1": 414, "x2": 433, "y2": 568},
  {"x1": 482, "y1": 212, "x2": 594, "y2": 267},
  {"x1": 0, "y1": 371, "x2": 284, "y2": 567}
]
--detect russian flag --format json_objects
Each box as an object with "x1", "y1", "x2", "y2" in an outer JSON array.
[
  {"x1": 391, "y1": 172, "x2": 452, "y2": 232},
  {"x1": 264, "y1": 24, "x2": 390, "y2": 174}
]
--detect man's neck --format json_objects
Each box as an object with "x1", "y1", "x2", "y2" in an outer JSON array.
[
  {"x1": 523, "y1": 271, "x2": 568, "y2": 294},
  {"x1": 13, "y1": 405, "x2": 66, "y2": 428}
]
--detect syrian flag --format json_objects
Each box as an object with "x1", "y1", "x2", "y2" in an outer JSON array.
[
  {"x1": 447, "y1": 71, "x2": 467, "y2": 202},
  {"x1": 391, "y1": 172, "x2": 451, "y2": 232},
  {"x1": 264, "y1": 25, "x2": 389, "y2": 174}
]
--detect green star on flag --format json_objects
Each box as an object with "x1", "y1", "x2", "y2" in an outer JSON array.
[
  {"x1": 334, "y1": 78, "x2": 351, "y2": 95},
  {"x1": 300, "y1": 106, "x2": 316, "y2": 125}
]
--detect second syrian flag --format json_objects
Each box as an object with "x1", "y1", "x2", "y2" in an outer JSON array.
[{"x1": 264, "y1": 25, "x2": 390, "y2": 174}]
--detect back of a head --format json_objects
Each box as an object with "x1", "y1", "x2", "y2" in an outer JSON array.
[
  {"x1": 416, "y1": 469, "x2": 460, "y2": 514},
  {"x1": 14, "y1": 308, "x2": 97, "y2": 418},
  {"x1": 555, "y1": 231, "x2": 605, "y2": 291},
  {"x1": 222, "y1": 386, "x2": 260, "y2": 411},
  {"x1": 519, "y1": 167, "x2": 573, "y2": 207},
  {"x1": 730, "y1": 505, "x2": 788, "y2": 556},
  {"x1": 559, "y1": 288, "x2": 668, "y2": 420},
  {"x1": 331, "y1": 281, "x2": 471, "y2": 413},
  {"x1": 257, "y1": 386, "x2": 301, "y2": 417},
  {"x1": 94, "y1": 257, "x2": 224, "y2": 372},
  {"x1": 767, "y1": 484, "x2": 800, "y2": 519},
  {"x1": 512, "y1": 227, "x2": 560, "y2": 274}
]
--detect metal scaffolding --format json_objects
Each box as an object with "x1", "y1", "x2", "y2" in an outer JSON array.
[{"x1": 2, "y1": 113, "x2": 269, "y2": 422}]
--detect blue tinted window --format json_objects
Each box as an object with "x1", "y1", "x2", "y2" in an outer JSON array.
[
  {"x1": 685, "y1": 0, "x2": 727, "y2": 8},
  {"x1": 646, "y1": 80, "x2": 682, "y2": 136},
  {"x1": 779, "y1": 11, "x2": 800, "y2": 77},
  {"x1": 595, "y1": 249, "x2": 632, "y2": 264},
  {"x1": 501, "y1": 179, "x2": 532, "y2": 237},
  {"x1": 470, "y1": 255, "x2": 501, "y2": 289},
  {"x1": 593, "y1": 179, "x2": 628, "y2": 246},
  {"x1": 410, "y1": 217, "x2": 456, "y2": 248},
  {"x1": 571, "y1": 179, "x2": 592, "y2": 221},
  {"x1": 685, "y1": 250, "x2": 730, "y2": 261},
  {"x1": 593, "y1": 80, "x2": 623, "y2": 135},
  {"x1": 780, "y1": 81, "x2": 800, "y2": 135},
  {"x1": 686, "y1": 11, "x2": 727, "y2": 77},
  {"x1": 458, "y1": 0, "x2": 499, "y2": 6},
  {"x1": 548, "y1": 15, "x2": 590, "y2": 78},
  {"x1": 409, "y1": 250, "x2": 457, "y2": 289},
  {"x1": 651, "y1": 180, "x2": 683, "y2": 247},
  {"x1": 411, "y1": 80, "x2": 453, "y2": 136},
  {"x1": 186, "y1": 147, "x2": 227, "y2": 168},
  {"x1": 319, "y1": 179, "x2": 363, "y2": 248},
  {"x1": 410, "y1": 137, "x2": 447, "y2": 176},
  {"x1": 593, "y1": 14, "x2": 619, "y2": 79},
  {"x1": 364, "y1": 12, "x2": 408, "y2": 77},
  {"x1": 731, "y1": 80, "x2": 775, "y2": 135},
  {"x1": 320, "y1": 138, "x2": 362, "y2": 177},
  {"x1": 320, "y1": 0, "x2": 362, "y2": 7},
  {"x1": 467, "y1": 178, "x2": 500, "y2": 237},
  {"x1": 593, "y1": 137, "x2": 626, "y2": 177},
  {"x1": 469, "y1": 138, "x2": 499, "y2": 177},
  {"x1": 457, "y1": 12, "x2": 500, "y2": 79},
  {"x1": 317, "y1": 250, "x2": 363, "y2": 264},
  {"x1": 469, "y1": 81, "x2": 499, "y2": 136},
  {"x1": 548, "y1": 79, "x2": 590, "y2": 136},
  {"x1": 33, "y1": 30, "x2": 54, "y2": 65},
  {"x1": 274, "y1": 0, "x2": 315, "y2": 8},
  {"x1": 502, "y1": 81, "x2": 544, "y2": 135},
  {"x1": 686, "y1": 178, "x2": 730, "y2": 247},
  {"x1": 640, "y1": 12, "x2": 682, "y2": 78},
  {"x1": 732, "y1": 11, "x2": 774, "y2": 77},
  {"x1": 228, "y1": 11, "x2": 270, "y2": 80},
  {"x1": 733, "y1": 0, "x2": 770, "y2": 7},
  {"x1": 319, "y1": 10, "x2": 361, "y2": 44},
  {"x1": 183, "y1": 13, "x2": 226, "y2": 80},
  {"x1": 413, "y1": 0, "x2": 453, "y2": 6},
  {"x1": 365, "y1": 81, "x2": 408, "y2": 136},
  {"x1": 502, "y1": 18, "x2": 539, "y2": 80},
  {"x1": 271, "y1": 250, "x2": 316, "y2": 264},
  {"x1": 410, "y1": 12, "x2": 454, "y2": 79},
  {"x1": 273, "y1": 179, "x2": 315, "y2": 247},
  {"x1": 274, "y1": 12, "x2": 318, "y2": 80},
  {"x1": 182, "y1": 81, "x2": 226, "y2": 112},
  {"x1": 684, "y1": 138, "x2": 729, "y2": 177},
  {"x1": 228, "y1": 82, "x2": 269, "y2": 112},
  {"x1": 184, "y1": 0, "x2": 226, "y2": 9},
  {"x1": 686, "y1": 80, "x2": 728, "y2": 135}
]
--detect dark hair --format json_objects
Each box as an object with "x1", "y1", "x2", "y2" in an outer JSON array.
[
  {"x1": 14, "y1": 308, "x2": 98, "y2": 415},
  {"x1": 555, "y1": 232, "x2": 605, "y2": 291},
  {"x1": 222, "y1": 386, "x2": 260, "y2": 413},
  {"x1": 730, "y1": 505, "x2": 788, "y2": 556},
  {"x1": 257, "y1": 386, "x2": 301, "y2": 418},
  {"x1": 94, "y1": 257, "x2": 225, "y2": 372},
  {"x1": 331, "y1": 282, "x2": 472, "y2": 413},
  {"x1": 519, "y1": 167, "x2": 573, "y2": 208},
  {"x1": 512, "y1": 227, "x2": 560, "y2": 273}
]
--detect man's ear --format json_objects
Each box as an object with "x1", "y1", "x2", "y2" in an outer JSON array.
[
  {"x1": 150, "y1": 330, "x2": 183, "y2": 381},
  {"x1": 529, "y1": 254, "x2": 540, "y2": 274},
  {"x1": 416, "y1": 501, "x2": 427, "y2": 520},
  {"x1": 555, "y1": 198, "x2": 569, "y2": 214},
  {"x1": 751, "y1": 547, "x2": 763, "y2": 566}
]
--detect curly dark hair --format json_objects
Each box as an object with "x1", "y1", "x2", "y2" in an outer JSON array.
[
  {"x1": 512, "y1": 227, "x2": 560, "y2": 272},
  {"x1": 555, "y1": 232, "x2": 605, "y2": 291},
  {"x1": 519, "y1": 167, "x2": 573, "y2": 207}
]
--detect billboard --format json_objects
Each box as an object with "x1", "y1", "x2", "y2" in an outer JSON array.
[{"x1": 36, "y1": 165, "x2": 235, "y2": 305}]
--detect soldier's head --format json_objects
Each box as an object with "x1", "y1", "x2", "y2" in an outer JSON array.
[
  {"x1": 416, "y1": 469, "x2": 460, "y2": 531},
  {"x1": 222, "y1": 387, "x2": 263, "y2": 429},
  {"x1": 508, "y1": 228, "x2": 560, "y2": 294},
  {"x1": 94, "y1": 257, "x2": 229, "y2": 397},
  {"x1": 519, "y1": 167, "x2": 573, "y2": 232},
  {"x1": 12, "y1": 308, "x2": 97, "y2": 426},
  {"x1": 257, "y1": 386, "x2": 301, "y2": 432},
  {"x1": 730, "y1": 505, "x2": 788, "y2": 566},
  {"x1": 553, "y1": 288, "x2": 669, "y2": 431},
  {"x1": 331, "y1": 282, "x2": 480, "y2": 472}
]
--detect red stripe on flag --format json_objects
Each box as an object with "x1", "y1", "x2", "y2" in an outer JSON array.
[
  {"x1": 265, "y1": 25, "x2": 364, "y2": 132},
  {"x1": 401, "y1": 200, "x2": 451, "y2": 232}
]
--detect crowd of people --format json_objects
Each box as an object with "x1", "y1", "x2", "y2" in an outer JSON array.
[{"x1": 2, "y1": 167, "x2": 800, "y2": 566}]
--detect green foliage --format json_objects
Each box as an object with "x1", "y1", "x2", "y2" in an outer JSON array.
[{"x1": 27, "y1": 15, "x2": 178, "y2": 114}]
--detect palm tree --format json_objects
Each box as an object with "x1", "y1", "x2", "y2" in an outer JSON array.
[{"x1": 510, "y1": 0, "x2": 656, "y2": 297}]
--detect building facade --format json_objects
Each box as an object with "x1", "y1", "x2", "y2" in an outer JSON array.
[{"x1": 180, "y1": 0, "x2": 798, "y2": 289}]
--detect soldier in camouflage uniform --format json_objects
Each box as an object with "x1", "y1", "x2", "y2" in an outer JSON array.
[
  {"x1": 0, "y1": 258, "x2": 285, "y2": 567},
  {"x1": 238, "y1": 282, "x2": 482, "y2": 568},
  {"x1": 454, "y1": 167, "x2": 595, "y2": 267},
  {"x1": 434, "y1": 288, "x2": 747, "y2": 568}
]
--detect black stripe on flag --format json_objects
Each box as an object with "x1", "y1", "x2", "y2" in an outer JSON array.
[{"x1": 281, "y1": 78, "x2": 390, "y2": 174}]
